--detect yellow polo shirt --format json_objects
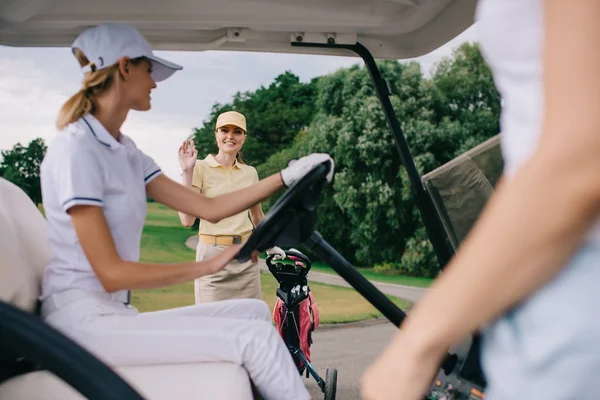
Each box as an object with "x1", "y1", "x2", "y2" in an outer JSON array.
[{"x1": 192, "y1": 154, "x2": 259, "y2": 236}]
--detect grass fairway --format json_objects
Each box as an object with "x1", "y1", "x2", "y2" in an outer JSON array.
[
  {"x1": 132, "y1": 276, "x2": 409, "y2": 324},
  {"x1": 133, "y1": 203, "x2": 410, "y2": 324},
  {"x1": 305, "y1": 261, "x2": 433, "y2": 288}
]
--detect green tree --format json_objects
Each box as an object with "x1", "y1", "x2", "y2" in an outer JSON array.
[
  {"x1": 0, "y1": 138, "x2": 47, "y2": 204},
  {"x1": 305, "y1": 61, "x2": 430, "y2": 265},
  {"x1": 430, "y1": 42, "x2": 501, "y2": 154},
  {"x1": 395, "y1": 43, "x2": 501, "y2": 275}
]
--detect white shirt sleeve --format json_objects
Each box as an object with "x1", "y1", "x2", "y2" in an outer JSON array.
[
  {"x1": 54, "y1": 139, "x2": 105, "y2": 212},
  {"x1": 140, "y1": 150, "x2": 163, "y2": 185}
]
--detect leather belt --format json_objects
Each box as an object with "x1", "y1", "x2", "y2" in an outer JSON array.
[{"x1": 199, "y1": 232, "x2": 252, "y2": 246}]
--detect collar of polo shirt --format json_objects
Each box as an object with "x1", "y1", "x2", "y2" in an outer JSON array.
[
  {"x1": 205, "y1": 154, "x2": 241, "y2": 169},
  {"x1": 81, "y1": 114, "x2": 125, "y2": 150}
]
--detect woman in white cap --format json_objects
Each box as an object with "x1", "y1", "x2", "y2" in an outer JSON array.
[
  {"x1": 40, "y1": 22, "x2": 332, "y2": 400},
  {"x1": 177, "y1": 110, "x2": 285, "y2": 304},
  {"x1": 362, "y1": 1, "x2": 600, "y2": 399}
]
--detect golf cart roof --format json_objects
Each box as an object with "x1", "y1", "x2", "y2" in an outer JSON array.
[{"x1": 0, "y1": 0, "x2": 476, "y2": 59}]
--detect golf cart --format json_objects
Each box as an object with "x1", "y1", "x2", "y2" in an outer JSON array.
[{"x1": 0, "y1": 0, "x2": 498, "y2": 399}]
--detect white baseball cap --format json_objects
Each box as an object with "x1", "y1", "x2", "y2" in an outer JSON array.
[{"x1": 72, "y1": 22, "x2": 182, "y2": 82}]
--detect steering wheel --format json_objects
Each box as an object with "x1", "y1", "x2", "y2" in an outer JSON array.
[{"x1": 237, "y1": 161, "x2": 331, "y2": 263}]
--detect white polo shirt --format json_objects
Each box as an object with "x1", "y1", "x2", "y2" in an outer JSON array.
[
  {"x1": 40, "y1": 114, "x2": 163, "y2": 301},
  {"x1": 477, "y1": 0, "x2": 600, "y2": 244}
]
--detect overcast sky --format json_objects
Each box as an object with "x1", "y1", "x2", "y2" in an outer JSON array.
[{"x1": 0, "y1": 26, "x2": 477, "y2": 180}]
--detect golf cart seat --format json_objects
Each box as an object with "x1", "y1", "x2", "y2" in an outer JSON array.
[
  {"x1": 422, "y1": 135, "x2": 504, "y2": 251},
  {"x1": 419, "y1": 136, "x2": 504, "y2": 394},
  {"x1": 0, "y1": 177, "x2": 254, "y2": 399}
]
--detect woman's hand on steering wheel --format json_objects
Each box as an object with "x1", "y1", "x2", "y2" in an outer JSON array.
[{"x1": 280, "y1": 153, "x2": 334, "y2": 187}]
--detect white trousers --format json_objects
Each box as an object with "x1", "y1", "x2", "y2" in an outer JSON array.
[{"x1": 41, "y1": 289, "x2": 310, "y2": 400}]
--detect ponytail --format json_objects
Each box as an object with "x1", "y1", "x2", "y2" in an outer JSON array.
[
  {"x1": 56, "y1": 89, "x2": 94, "y2": 130},
  {"x1": 236, "y1": 151, "x2": 246, "y2": 165},
  {"x1": 56, "y1": 48, "x2": 143, "y2": 130}
]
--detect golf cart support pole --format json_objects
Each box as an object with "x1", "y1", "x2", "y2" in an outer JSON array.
[
  {"x1": 291, "y1": 41, "x2": 454, "y2": 271},
  {"x1": 305, "y1": 232, "x2": 457, "y2": 375}
]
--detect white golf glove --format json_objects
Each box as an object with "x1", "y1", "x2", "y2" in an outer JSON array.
[
  {"x1": 280, "y1": 153, "x2": 334, "y2": 188},
  {"x1": 266, "y1": 246, "x2": 286, "y2": 260}
]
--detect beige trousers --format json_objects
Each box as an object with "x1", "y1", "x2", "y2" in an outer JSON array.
[{"x1": 194, "y1": 242, "x2": 261, "y2": 304}]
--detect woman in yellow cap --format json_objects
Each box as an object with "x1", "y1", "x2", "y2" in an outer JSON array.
[{"x1": 178, "y1": 111, "x2": 285, "y2": 303}]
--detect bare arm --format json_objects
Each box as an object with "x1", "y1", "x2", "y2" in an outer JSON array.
[
  {"x1": 249, "y1": 202, "x2": 265, "y2": 227},
  {"x1": 69, "y1": 206, "x2": 240, "y2": 292},
  {"x1": 176, "y1": 140, "x2": 199, "y2": 227},
  {"x1": 177, "y1": 169, "x2": 198, "y2": 227},
  {"x1": 369, "y1": 0, "x2": 600, "y2": 384},
  {"x1": 147, "y1": 173, "x2": 284, "y2": 225}
]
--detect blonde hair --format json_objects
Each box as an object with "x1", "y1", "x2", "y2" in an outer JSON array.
[
  {"x1": 236, "y1": 152, "x2": 246, "y2": 165},
  {"x1": 56, "y1": 49, "x2": 144, "y2": 130}
]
